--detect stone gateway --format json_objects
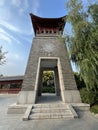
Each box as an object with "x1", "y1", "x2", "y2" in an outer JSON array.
[
  {"x1": 8, "y1": 14, "x2": 89, "y2": 119},
  {"x1": 17, "y1": 14, "x2": 81, "y2": 104}
]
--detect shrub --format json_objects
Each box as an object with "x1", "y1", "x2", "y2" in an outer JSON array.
[
  {"x1": 74, "y1": 72, "x2": 86, "y2": 90},
  {"x1": 42, "y1": 86, "x2": 55, "y2": 93},
  {"x1": 80, "y1": 88, "x2": 97, "y2": 105},
  {"x1": 90, "y1": 105, "x2": 98, "y2": 114}
]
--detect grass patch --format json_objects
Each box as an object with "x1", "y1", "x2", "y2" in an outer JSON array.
[{"x1": 90, "y1": 104, "x2": 98, "y2": 114}]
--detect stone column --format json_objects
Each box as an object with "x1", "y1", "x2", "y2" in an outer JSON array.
[
  {"x1": 37, "y1": 69, "x2": 43, "y2": 96},
  {"x1": 54, "y1": 68, "x2": 60, "y2": 96}
]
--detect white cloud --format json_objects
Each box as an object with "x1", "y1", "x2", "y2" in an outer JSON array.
[
  {"x1": 0, "y1": 20, "x2": 20, "y2": 32},
  {"x1": 19, "y1": 0, "x2": 29, "y2": 14},
  {"x1": 31, "y1": 0, "x2": 40, "y2": 14},
  {"x1": 0, "y1": 28, "x2": 22, "y2": 45},
  {"x1": 4, "y1": 52, "x2": 25, "y2": 68},
  {"x1": 0, "y1": 19, "x2": 33, "y2": 36},
  {"x1": 0, "y1": 52, "x2": 27, "y2": 76},
  {"x1": 0, "y1": 28, "x2": 12, "y2": 44},
  {"x1": 7, "y1": 53, "x2": 23, "y2": 63},
  {"x1": 11, "y1": 0, "x2": 22, "y2": 7},
  {"x1": 11, "y1": 0, "x2": 29, "y2": 14},
  {"x1": 0, "y1": 0, "x2": 6, "y2": 6},
  {"x1": 0, "y1": 52, "x2": 23, "y2": 76},
  {"x1": 0, "y1": 0, "x2": 40, "y2": 76},
  {"x1": 0, "y1": 58, "x2": 26, "y2": 76},
  {"x1": 0, "y1": 7, "x2": 12, "y2": 21},
  {"x1": 0, "y1": 21, "x2": 33, "y2": 47},
  {"x1": 14, "y1": 54, "x2": 20, "y2": 60},
  {"x1": 0, "y1": 0, "x2": 36, "y2": 35},
  {"x1": 0, "y1": 0, "x2": 5, "y2": 6},
  {"x1": 28, "y1": 0, "x2": 40, "y2": 14},
  {"x1": 0, "y1": 34, "x2": 12, "y2": 44}
]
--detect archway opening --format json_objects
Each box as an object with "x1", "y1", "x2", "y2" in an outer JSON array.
[{"x1": 36, "y1": 58, "x2": 62, "y2": 103}]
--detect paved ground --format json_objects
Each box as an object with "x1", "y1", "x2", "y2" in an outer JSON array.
[
  {"x1": 37, "y1": 93, "x2": 62, "y2": 104},
  {"x1": 0, "y1": 94, "x2": 98, "y2": 130}
]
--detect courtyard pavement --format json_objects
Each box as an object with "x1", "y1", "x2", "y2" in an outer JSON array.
[{"x1": 0, "y1": 94, "x2": 98, "y2": 130}]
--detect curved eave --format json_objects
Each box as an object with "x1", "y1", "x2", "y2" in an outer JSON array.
[{"x1": 30, "y1": 13, "x2": 66, "y2": 35}]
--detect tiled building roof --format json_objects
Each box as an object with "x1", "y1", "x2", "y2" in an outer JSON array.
[{"x1": 0, "y1": 75, "x2": 24, "y2": 81}]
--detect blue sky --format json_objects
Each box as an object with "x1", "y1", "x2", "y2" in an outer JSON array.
[{"x1": 0, "y1": 0, "x2": 96, "y2": 76}]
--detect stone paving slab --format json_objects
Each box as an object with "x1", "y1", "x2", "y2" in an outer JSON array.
[{"x1": 0, "y1": 94, "x2": 98, "y2": 130}]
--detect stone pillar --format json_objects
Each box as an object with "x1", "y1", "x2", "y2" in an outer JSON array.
[
  {"x1": 54, "y1": 68, "x2": 60, "y2": 96},
  {"x1": 37, "y1": 69, "x2": 43, "y2": 96}
]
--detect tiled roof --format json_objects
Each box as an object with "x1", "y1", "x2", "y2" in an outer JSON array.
[
  {"x1": 0, "y1": 75, "x2": 24, "y2": 81},
  {"x1": 30, "y1": 13, "x2": 66, "y2": 35}
]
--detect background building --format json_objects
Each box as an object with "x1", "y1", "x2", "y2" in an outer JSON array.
[{"x1": 0, "y1": 75, "x2": 23, "y2": 93}]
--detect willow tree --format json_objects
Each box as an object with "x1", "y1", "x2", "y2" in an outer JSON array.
[{"x1": 66, "y1": 0, "x2": 98, "y2": 91}]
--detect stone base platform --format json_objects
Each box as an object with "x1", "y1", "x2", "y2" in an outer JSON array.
[
  {"x1": 7, "y1": 102, "x2": 89, "y2": 121},
  {"x1": 7, "y1": 103, "x2": 31, "y2": 114},
  {"x1": 72, "y1": 103, "x2": 90, "y2": 111}
]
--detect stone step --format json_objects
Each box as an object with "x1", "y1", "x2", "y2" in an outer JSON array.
[
  {"x1": 31, "y1": 108, "x2": 71, "y2": 113},
  {"x1": 28, "y1": 103, "x2": 78, "y2": 120},
  {"x1": 29, "y1": 112, "x2": 73, "y2": 120},
  {"x1": 33, "y1": 103, "x2": 69, "y2": 109}
]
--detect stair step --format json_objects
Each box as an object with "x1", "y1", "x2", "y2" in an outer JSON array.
[
  {"x1": 29, "y1": 113, "x2": 73, "y2": 120},
  {"x1": 28, "y1": 103, "x2": 77, "y2": 120},
  {"x1": 32, "y1": 108, "x2": 71, "y2": 113},
  {"x1": 33, "y1": 103, "x2": 69, "y2": 108}
]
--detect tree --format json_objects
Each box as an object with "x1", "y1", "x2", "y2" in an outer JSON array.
[
  {"x1": 42, "y1": 71, "x2": 54, "y2": 87},
  {"x1": 88, "y1": 4, "x2": 98, "y2": 25},
  {"x1": 42, "y1": 71, "x2": 55, "y2": 93},
  {"x1": 74, "y1": 72, "x2": 86, "y2": 90},
  {"x1": 0, "y1": 46, "x2": 6, "y2": 65},
  {"x1": 65, "y1": 0, "x2": 98, "y2": 91}
]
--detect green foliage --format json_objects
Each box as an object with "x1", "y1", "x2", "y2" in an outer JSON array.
[
  {"x1": 80, "y1": 87, "x2": 98, "y2": 105},
  {"x1": 74, "y1": 72, "x2": 86, "y2": 90},
  {"x1": 74, "y1": 72, "x2": 98, "y2": 106},
  {"x1": 0, "y1": 46, "x2": 7, "y2": 65},
  {"x1": 42, "y1": 71, "x2": 55, "y2": 93},
  {"x1": 90, "y1": 105, "x2": 98, "y2": 114},
  {"x1": 42, "y1": 86, "x2": 55, "y2": 93},
  {"x1": 88, "y1": 4, "x2": 98, "y2": 24},
  {"x1": 42, "y1": 71, "x2": 54, "y2": 87},
  {"x1": 66, "y1": 0, "x2": 98, "y2": 91}
]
